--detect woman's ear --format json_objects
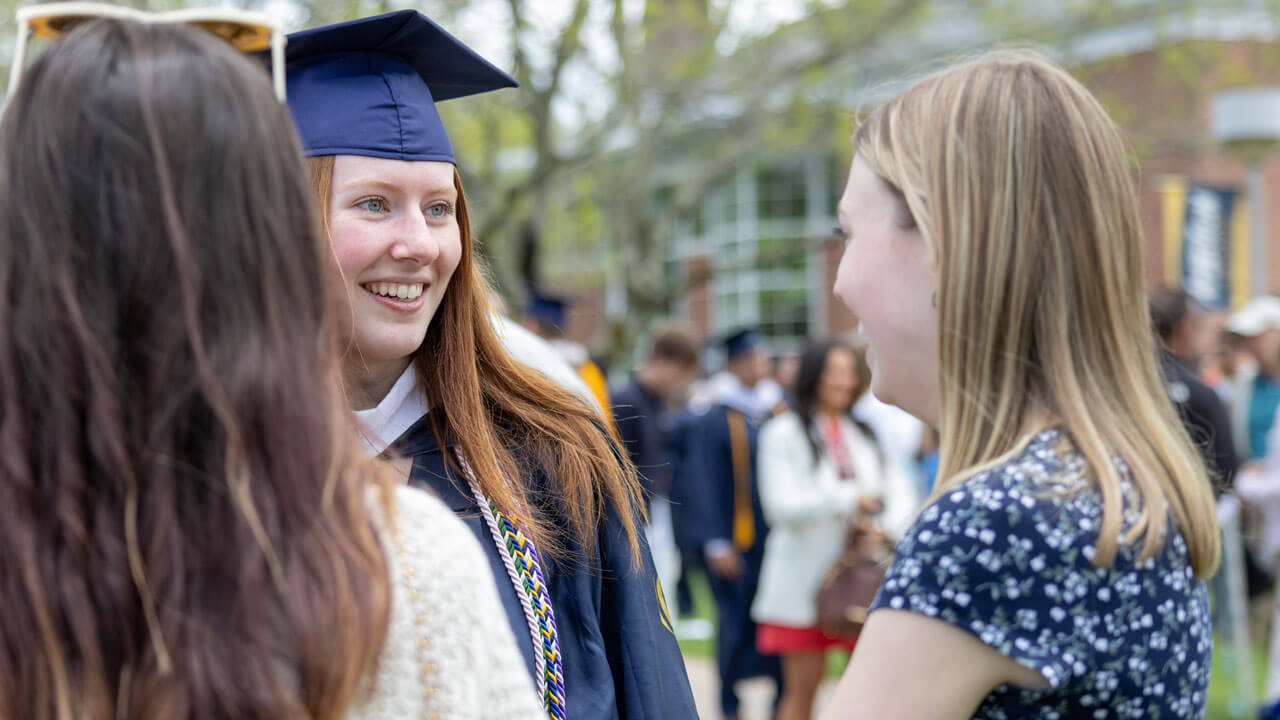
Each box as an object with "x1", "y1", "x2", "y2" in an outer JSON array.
[{"x1": 893, "y1": 197, "x2": 918, "y2": 230}]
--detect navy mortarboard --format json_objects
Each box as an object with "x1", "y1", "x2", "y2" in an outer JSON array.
[
  {"x1": 526, "y1": 292, "x2": 570, "y2": 331},
  {"x1": 724, "y1": 327, "x2": 762, "y2": 358},
  {"x1": 280, "y1": 9, "x2": 516, "y2": 162}
]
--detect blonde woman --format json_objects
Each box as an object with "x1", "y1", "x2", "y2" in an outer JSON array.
[{"x1": 821, "y1": 51, "x2": 1221, "y2": 719}]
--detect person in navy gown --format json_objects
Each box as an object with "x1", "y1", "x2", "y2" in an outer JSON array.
[
  {"x1": 278, "y1": 11, "x2": 698, "y2": 719},
  {"x1": 682, "y1": 329, "x2": 782, "y2": 719}
]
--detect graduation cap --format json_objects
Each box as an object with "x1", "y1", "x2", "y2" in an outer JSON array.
[
  {"x1": 723, "y1": 328, "x2": 761, "y2": 359},
  {"x1": 526, "y1": 292, "x2": 569, "y2": 329},
  {"x1": 281, "y1": 10, "x2": 517, "y2": 163}
]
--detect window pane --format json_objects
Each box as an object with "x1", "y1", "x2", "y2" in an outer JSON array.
[
  {"x1": 717, "y1": 291, "x2": 741, "y2": 326},
  {"x1": 759, "y1": 287, "x2": 809, "y2": 342},
  {"x1": 758, "y1": 236, "x2": 807, "y2": 272},
  {"x1": 757, "y1": 163, "x2": 807, "y2": 221}
]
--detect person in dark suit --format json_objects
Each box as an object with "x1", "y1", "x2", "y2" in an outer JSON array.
[
  {"x1": 1150, "y1": 289, "x2": 1270, "y2": 612},
  {"x1": 611, "y1": 327, "x2": 701, "y2": 508},
  {"x1": 683, "y1": 328, "x2": 782, "y2": 719},
  {"x1": 1149, "y1": 287, "x2": 1239, "y2": 495},
  {"x1": 610, "y1": 327, "x2": 701, "y2": 636},
  {"x1": 668, "y1": 406, "x2": 706, "y2": 617}
]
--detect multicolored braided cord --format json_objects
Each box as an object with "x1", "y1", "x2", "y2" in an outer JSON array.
[{"x1": 457, "y1": 453, "x2": 566, "y2": 720}]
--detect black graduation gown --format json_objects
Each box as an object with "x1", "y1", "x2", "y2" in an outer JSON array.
[
  {"x1": 610, "y1": 377, "x2": 675, "y2": 513},
  {"x1": 680, "y1": 403, "x2": 780, "y2": 716},
  {"x1": 666, "y1": 409, "x2": 704, "y2": 562},
  {"x1": 392, "y1": 415, "x2": 698, "y2": 720},
  {"x1": 1160, "y1": 350, "x2": 1239, "y2": 496}
]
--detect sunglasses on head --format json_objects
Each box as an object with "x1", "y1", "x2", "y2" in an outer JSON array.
[{"x1": 9, "y1": 2, "x2": 285, "y2": 100}]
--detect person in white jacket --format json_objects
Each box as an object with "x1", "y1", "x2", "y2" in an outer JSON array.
[{"x1": 751, "y1": 340, "x2": 917, "y2": 720}]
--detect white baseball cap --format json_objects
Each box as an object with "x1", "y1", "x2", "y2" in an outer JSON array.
[{"x1": 1228, "y1": 296, "x2": 1280, "y2": 336}]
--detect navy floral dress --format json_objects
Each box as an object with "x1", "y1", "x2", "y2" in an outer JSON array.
[{"x1": 871, "y1": 429, "x2": 1212, "y2": 719}]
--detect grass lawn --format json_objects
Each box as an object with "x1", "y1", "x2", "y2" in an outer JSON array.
[
  {"x1": 678, "y1": 569, "x2": 1269, "y2": 717},
  {"x1": 674, "y1": 569, "x2": 716, "y2": 658},
  {"x1": 1208, "y1": 639, "x2": 1267, "y2": 720}
]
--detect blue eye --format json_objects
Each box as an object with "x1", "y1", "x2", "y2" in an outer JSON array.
[
  {"x1": 356, "y1": 198, "x2": 387, "y2": 213},
  {"x1": 425, "y1": 202, "x2": 454, "y2": 219}
]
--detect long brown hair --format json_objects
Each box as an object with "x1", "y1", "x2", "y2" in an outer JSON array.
[
  {"x1": 0, "y1": 20, "x2": 389, "y2": 719},
  {"x1": 853, "y1": 50, "x2": 1220, "y2": 577},
  {"x1": 311, "y1": 155, "x2": 644, "y2": 562}
]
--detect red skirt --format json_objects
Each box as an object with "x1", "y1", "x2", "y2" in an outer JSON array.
[{"x1": 757, "y1": 622, "x2": 858, "y2": 654}]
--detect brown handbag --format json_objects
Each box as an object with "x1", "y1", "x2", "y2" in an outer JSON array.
[{"x1": 814, "y1": 522, "x2": 893, "y2": 639}]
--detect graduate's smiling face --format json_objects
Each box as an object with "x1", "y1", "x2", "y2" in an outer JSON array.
[{"x1": 328, "y1": 155, "x2": 461, "y2": 386}]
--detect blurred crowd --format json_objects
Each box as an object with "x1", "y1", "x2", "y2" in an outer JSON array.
[
  {"x1": 3, "y1": 6, "x2": 1237, "y2": 719},
  {"x1": 589, "y1": 320, "x2": 930, "y2": 720},
  {"x1": 495, "y1": 283, "x2": 934, "y2": 716},
  {"x1": 499, "y1": 285, "x2": 1280, "y2": 719}
]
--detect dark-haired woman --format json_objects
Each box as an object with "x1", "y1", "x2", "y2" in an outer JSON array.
[
  {"x1": 284, "y1": 11, "x2": 697, "y2": 719},
  {"x1": 0, "y1": 16, "x2": 540, "y2": 720},
  {"x1": 751, "y1": 340, "x2": 915, "y2": 720}
]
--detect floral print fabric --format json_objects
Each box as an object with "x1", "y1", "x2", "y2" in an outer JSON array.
[{"x1": 871, "y1": 429, "x2": 1211, "y2": 719}]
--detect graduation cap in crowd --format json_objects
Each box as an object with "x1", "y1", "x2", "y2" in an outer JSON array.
[
  {"x1": 525, "y1": 292, "x2": 569, "y2": 330},
  {"x1": 723, "y1": 328, "x2": 762, "y2": 359},
  {"x1": 280, "y1": 10, "x2": 517, "y2": 163}
]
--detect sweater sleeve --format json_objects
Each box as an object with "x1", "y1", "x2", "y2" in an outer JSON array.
[{"x1": 390, "y1": 486, "x2": 545, "y2": 720}]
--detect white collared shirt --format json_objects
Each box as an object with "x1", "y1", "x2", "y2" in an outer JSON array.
[{"x1": 354, "y1": 363, "x2": 428, "y2": 456}]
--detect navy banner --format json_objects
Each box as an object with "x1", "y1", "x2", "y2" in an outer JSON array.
[{"x1": 1181, "y1": 183, "x2": 1236, "y2": 310}]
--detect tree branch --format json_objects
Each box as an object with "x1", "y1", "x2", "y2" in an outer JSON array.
[
  {"x1": 545, "y1": 0, "x2": 593, "y2": 101},
  {"x1": 505, "y1": 0, "x2": 533, "y2": 89}
]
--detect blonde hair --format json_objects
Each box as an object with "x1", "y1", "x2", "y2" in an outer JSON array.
[{"x1": 853, "y1": 50, "x2": 1220, "y2": 578}]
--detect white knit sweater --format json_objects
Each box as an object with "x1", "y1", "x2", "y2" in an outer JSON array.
[{"x1": 348, "y1": 485, "x2": 544, "y2": 720}]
